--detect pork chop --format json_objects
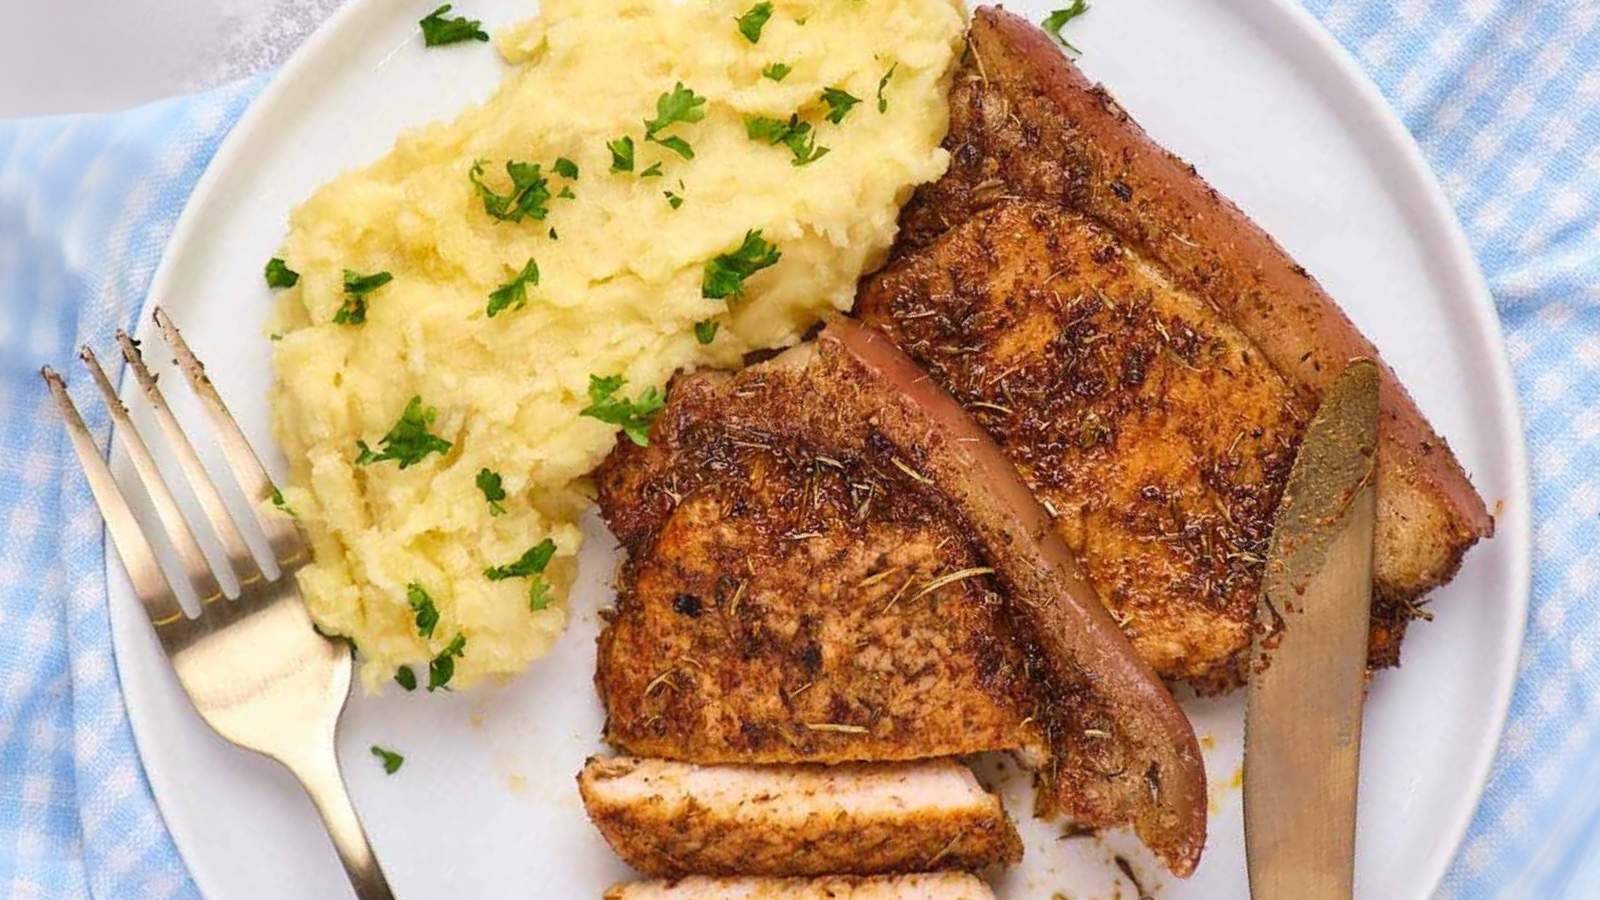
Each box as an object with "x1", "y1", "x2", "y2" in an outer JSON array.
[
  {"x1": 859, "y1": 7, "x2": 1492, "y2": 680},
  {"x1": 604, "y1": 873, "x2": 996, "y2": 900},
  {"x1": 595, "y1": 320, "x2": 1206, "y2": 874},
  {"x1": 578, "y1": 756, "x2": 1021, "y2": 878}
]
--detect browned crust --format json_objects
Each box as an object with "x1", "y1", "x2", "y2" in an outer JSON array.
[
  {"x1": 578, "y1": 757, "x2": 1022, "y2": 879},
  {"x1": 893, "y1": 7, "x2": 1490, "y2": 621}
]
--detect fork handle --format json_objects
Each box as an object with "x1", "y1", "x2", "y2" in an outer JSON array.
[{"x1": 286, "y1": 745, "x2": 396, "y2": 900}]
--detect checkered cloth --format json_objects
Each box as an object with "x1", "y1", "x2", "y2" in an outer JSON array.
[{"x1": 0, "y1": 3, "x2": 1595, "y2": 896}]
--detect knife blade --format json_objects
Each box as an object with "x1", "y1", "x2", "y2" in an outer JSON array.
[{"x1": 1244, "y1": 358, "x2": 1380, "y2": 900}]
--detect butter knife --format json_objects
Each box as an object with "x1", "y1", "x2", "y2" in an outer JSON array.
[{"x1": 1244, "y1": 358, "x2": 1380, "y2": 900}]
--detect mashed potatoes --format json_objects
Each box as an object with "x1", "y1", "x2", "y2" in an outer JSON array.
[{"x1": 268, "y1": 0, "x2": 964, "y2": 689}]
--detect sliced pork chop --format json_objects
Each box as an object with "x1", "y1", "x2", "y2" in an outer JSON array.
[
  {"x1": 595, "y1": 320, "x2": 1206, "y2": 875},
  {"x1": 578, "y1": 756, "x2": 1021, "y2": 878},
  {"x1": 870, "y1": 6, "x2": 1492, "y2": 676},
  {"x1": 603, "y1": 873, "x2": 996, "y2": 900},
  {"x1": 860, "y1": 201, "x2": 1306, "y2": 686}
]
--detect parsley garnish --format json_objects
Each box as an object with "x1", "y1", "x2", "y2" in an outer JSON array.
[
  {"x1": 745, "y1": 114, "x2": 828, "y2": 166},
  {"x1": 485, "y1": 538, "x2": 556, "y2": 581},
  {"x1": 553, "y1": 157, "x2": 579, "y2": 179},
  {"x1": 762, "y1": 62, "x2": 791, "y2": 82},
  {"x1": 877, "y1": 63, "x2": 897, "y2": 113},
  {"x1": 354, "y1": 396, "x2": 453, "y2": 469},
  {"x1": 394, "y1": 665, "x2": 417, "y2": 691},
  {"x1": 1042, "y1": 1, "x2": 1090, "y2": 53},
  {"x1": 548, "y1": 227, "x2": 559, "y2": 240},
  {"x1": 736, "y1": 2, "x2": 774, "y2": 43},
  {"x1": 529, "y1": 579, "x2": 551, "y2": 612},
  {"x1": 269, "y1": 486, "x2": 296, "y2": 517},
  {"x1": 406, "y1": 583, "x2": 440, "y2": 639},
  {"x1": 419, "y1": 5, "x2": 488, "y2": 46},
  {"x1": 694, "y1": 319, "x2": 719, "y2": 344},
  {"x1": 370, "y1": 745, "x2": 405, "y2": 774},
  {"x1": 335, "y1": 269, "x2": 392, "y2": 325},
  {"x1": 264, "y1": 258, "x2": 299, "y2": 288},
  {"x1": 643, "y1": 83, "x2": 707, "y2": 160},
  {"x1": 607, "y1": 136, "x2": 635, "y2": 172},
  {"x1": 476, "y1": 468, "x2": 507, "y2": 515},
  {"x1": 820, "y1": 87, "x2": 861, "y2": 123},
  {"x1": 639, "y1": 162, "x2": 664, "y2": 178},
  {"x1": 665, "y1": 190, "x2": 684, "y2": 209},
  {"x1": 427, "y1": 634, "x2": 466, "y2": 691},
  {"x1": 580, "y1": 375, "x2": 664, "y2": 446},
  {"x1": 486, "y1": 258, "x2": 539, "y2": 317},
  {"x1": 469, "y1": 159, "x2": 551, "y2": 222},
  {"x1": 702, "y1": 230, "x2": 781, "y2": 299}
]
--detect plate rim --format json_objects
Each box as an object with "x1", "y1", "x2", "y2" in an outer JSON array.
[{"x1": 106, "y1": 0, "x2": 1534, "y2": 897}]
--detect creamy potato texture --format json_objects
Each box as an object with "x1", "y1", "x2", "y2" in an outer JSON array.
[{"x1": 268, "y1": 0, "x2": 965, "y2": 689}]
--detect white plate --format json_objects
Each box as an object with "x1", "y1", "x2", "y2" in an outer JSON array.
[{"x1": 108, "y1": 0, "x2": 1531, "y2": 897}]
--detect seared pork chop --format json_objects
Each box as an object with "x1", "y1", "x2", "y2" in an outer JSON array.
[
  {"x1": 604, "y1": 873, "x2": 996, "y2": 900},
  {"x1": 860, "y1": 7, "x2": 1492, "y2": 680},
  {"x1": 595, "y1": 320, "x2": 1206, "y2": 874},
  {"x1": 578, "y1": 756, "x2": 1021, "y2": 878},
  {"x1": 861, "y1": 201, "x2": 1306, "y2": 685}
]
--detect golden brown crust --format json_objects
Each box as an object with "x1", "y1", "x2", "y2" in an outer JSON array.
[
  {"x1": 594, "y1": 328, "x2": 1207, "y2": 875},
  {"x1": 603, "y1": 872, "x2": 998, "y2": 900},
  {"x1": 860, "y1": 201, "x2": 1306, "y2": 683},
  {"x1": 578, "y1": 756, "x2": 1022, "y2": 879},
  {"x1": 876, "y1": 6, "x2": 1491, "y2": 670}
]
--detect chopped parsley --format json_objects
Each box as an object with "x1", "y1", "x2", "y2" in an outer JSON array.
[
  {"x1": 476, "y1": 467, "x2": 507, "y2": 515},
  {"x1": 1042, "y1": 1, "x2": 1090, "y2": 53},
  {"x1": 394, "y1": 665, "x2": 417, "y2": 691},
  {"x1": 486, "y1": 257, "x2": 539, "y2": 317},
  {"x1": 643, "y1": 83, "x2": 707, "y2": 160},
  {"x1": 639, "y1": 162, "x2": 664, "y2": 178},
  {"x1": 607, "y1": 136, "x2": 635, "y2": 172},
  {"x1": 334, "y1": 269, "x2": 392, "y2": 325},
  {"x1": 548, "y1": 227, "x2": 559, "y2": 240},
  {"x1": 701, "y1": 230, "x2": 781, "y2": 299},
  {"x1": 580, "y1": 374, "x2": 664, "y2": 446},
  {"x1": 354, "y1": 396, "x2": 453, "y2": 469},
  {"x1": 529, "y1": 579, "x2": 551, "y2": 612},
  {"x1": 406, "y1": 583, "x2": 440, "y2": 639},
  {"x1": 736, "y1": 2, "x2": 774, "y2": 43},
  {"x1": 553, "y1": 157, "x2": 579, "y2": 179},
  {"x1": 664, "y1": 190, "x2": 684, "y2": 209},
  {"x1": 370, "y1": 745, "x2": 405, "y2": 774},
  {"x1": 264, "y1": 257, "x2": 299, "y2": 288},
  {"x1": 745, "y1": 114, "x2": 828, "y2": 166},
  {"x1": 427, "y1": 633, "x2": 466, "y2": 691},
  {"x1": 269, "y1": 486, "x2": 296, "y2": 517},
  {"x1": 419, "y1": 4, "x2": 487, "y2": 46},
  {"x1": 877, "y1": 63, "x2": 897, "y2": 113},
  {"x1": 694, "y1": 319, "x2": 719, "y2": 344},
  {"x1": 820, "y1": 87, "x2": 861, "y2": 124},
  {"x1": 469, "y1": 159, "x2": 551, "y2": 223},
  {"x1": 484, "y1": 538, "x2": 557, "y2": 581},
  {"x1": 762, "y1": 62, "x2": 791, "y2": 82}
]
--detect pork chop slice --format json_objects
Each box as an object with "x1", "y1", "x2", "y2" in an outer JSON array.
[
  {"x1": 860, "y1": 200, "x2": 1306, "y2": 687},
  {"x1": 578, "y1": 756, "x2": 1020, "y2": 878},
  {"x1": 603, "y1": 873, "x2": 996, "y2": 900},
  {"x1": 875, "y1": 6, "x2": 1492, "y2": 675},
  {"x1": 595, "y1": 320, "x2": 1206, "y2": 875}
]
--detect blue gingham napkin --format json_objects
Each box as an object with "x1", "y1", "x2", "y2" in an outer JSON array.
[{"x1": 0, "y1": 2, "x2": 1596, "y2": 896}]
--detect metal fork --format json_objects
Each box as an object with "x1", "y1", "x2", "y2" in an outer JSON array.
[{"x1": 43, "y1": 307, "x2": 394, "y2": 900}]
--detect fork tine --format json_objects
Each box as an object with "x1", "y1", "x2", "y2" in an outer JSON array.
[
  {"x1": 116, "y1": 329, "x2": 266, "y2": 588},
  {"x1": 42, "y1": 366, "x2": 187, "y2": 629},
  {"x1": 152, "y1": 307, "x2": 306, "y2": 570},
  {"x1": 79, "y1": 345, "x2": 225, "y2": 605}
]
